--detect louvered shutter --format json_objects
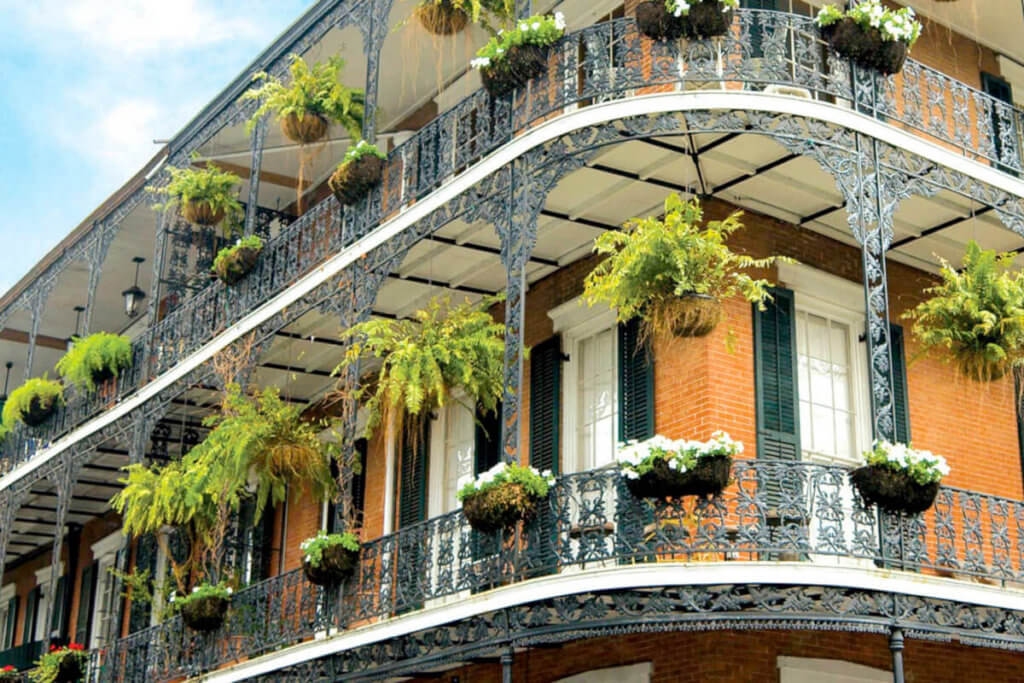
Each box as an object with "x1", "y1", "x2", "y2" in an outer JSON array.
[
  {"x1": 22, "y1": 587, "x2": 38, "y2": 643},
  {"x1": 352, "y1": 439, "x2": 368, "y2": 519},
  {"x1": 128, "y1": 534, "x2": 157, "y2": 634},
  {"x1": 530, "y1": 336, "x2": 563, "y2": 475},
  {"x1": 50, "y1": 575, "x2": 66, "y2": 639},
  {"x1": 397, "y1": 422, "x2": 429, "y2": 529},
  {"x1": 472, "y1": 403, "x2": 503, "y2": 562},
  {"x1": 618, "y1": 319, "x2": 655, "y2": 442},
  {"x1": 889, "y1": 323, "x2": 911, "y2": 444},
  {"x1": 3, "y1": 596, "x2": 17, "y2": 649},
  {"x1": 74, "y1": 562, "x2": 97, "y2": 646}
]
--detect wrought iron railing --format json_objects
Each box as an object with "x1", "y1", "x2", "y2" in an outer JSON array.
[
  {"x1": 92, "y1": 461, "x2": 1024, "y2": 682},
  {"x1": 4, "y1": 10, "x2": 1024, "y2": 474}
]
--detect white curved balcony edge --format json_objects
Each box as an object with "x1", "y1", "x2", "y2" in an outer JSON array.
[
  {"x1": 4, "y1": 90, "x2": 1024, "y2": 493},
  {"x1": 198, "y1": 561, "x2": 1024, "y2": 682}
]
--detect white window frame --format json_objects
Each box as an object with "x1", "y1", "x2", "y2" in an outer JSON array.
[
  {"x1": 88, "y1": 531, "x2": 125, "y2": 650},
  {"x1": 0, "y1": 584, "x2": 15, "y2": 649},
  {"x1": 427, "y1": 393, "x2": 477, "y2": 519},
  {"x1": 779, "y1": 263, "x2": 872, "y2": 468},
  {"x1": 33, "y1": 561, "x2": 64, "y2": 642},
  {"x1": 778, "y1": 656, "x2": 890, "y2": 682},
  {"x1": 549, "y1": 297, "x2": 619, "y2": 475}
]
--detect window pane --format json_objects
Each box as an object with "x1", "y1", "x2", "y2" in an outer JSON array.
[
  {"x1": 797, "y1": 310, "x2": 857, "y2": 463},
  {"x1": 577, "y1": 328, "x2": 618, "y2": 470}
]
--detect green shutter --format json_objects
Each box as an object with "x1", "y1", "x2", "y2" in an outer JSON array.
[
  {"x1": 352, "y1": 439, "x2": 368, "y2": 518},
  {"x1": 50, "y1": 575, "x2": 66, "y2": 639},
  {"x1": 889, "y1": 323, "x2": 911, "y2": 444},
  {"x1": 618, "y1": 319, "x2": 655, "y2": 443},
  {"x1": 3, "y1": 596, "x2": 17, "y2": 649},
  {"x1": 22, "y1": 587, "x2": 38, "y2": 643},
  {"x1": 474, "y1": 403, "x2": 502, "y2": 475},
  {"x1": 74, "y1": 563, "x2": 97, "y2": 646},
  {"x1": 754, "y1": 287, "x2": 801, "y2": 462},
  {"x1": 397, "y1": 422, "x2": 429, "y2": 529},
  {"x1": 529, "y1": 336, "x2": 562, "y2": 475},
  {"x1": 128, "y1": 534, "x2": 157, "y2": 634}
]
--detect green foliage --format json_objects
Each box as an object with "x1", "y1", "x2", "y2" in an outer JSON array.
[
  {"x1": 149, "y1": 163, "x2": 243, "y2": 233},
  {"x1": 457, "y1": 462, "x2": 555, "y2": 501},
  {"x1": 300, "y1": 530, "x2": 360, "y2": 568},
  {"x1": 169, "y1": 582, "x2": 233, "y2": 612},
  {"x1": 471, "y1": 12, "x2": 565, "y2": 68},
  {"x1": 56, "y1": 332, "x2": 132, "y2": 392},
  {"x1": 212, "y1": 235, "x2": 264, "y2": 274},
  {"x1": 343, "y1": 139, "x2": 385, "y2": 165},
  {"x1": 905, "y1": 241, "x2": 1024, "y2": 381},
  {"x1": 336, "y1": 295, "x2": 506, "y2": 439},
  {"x1": 112, "y1": 384, "x2": 337, "y2": 592},
  {"x1": 244, "y1": 55, "x2": 365, "y2": 139},
  {"x1": 583, "y1": 194, "x2": 790, "y2": 341},
  {"x1": 418, "y1": 0, "x2": 514, "y2": 29},
  {"x1": 864, "y1": 440, "x2": 950, "y2": 485},
  {"x1": 616, "y1": 432, "x2": 742, "y2": 479},
  {"x1": 2, "y1": 377, "x2": 64, "y2": 429},
  {"x1": 666, "y1": 0, "x2": 738, "y2": 15},
  {"x1": 30, "y1": 644, "x2": 88, "y2": 683},
  {"x1": 815, "y1": 1, "x2": 922, "y2": 47}
]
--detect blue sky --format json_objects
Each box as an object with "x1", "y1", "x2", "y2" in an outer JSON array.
[{"x1": 0, "y1": 0, "x2": 312, "y2": 294}]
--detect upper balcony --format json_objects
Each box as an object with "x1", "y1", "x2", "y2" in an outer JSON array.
[{"x1": 3, "y1": 7, "x2": 1024, "y2": 489}]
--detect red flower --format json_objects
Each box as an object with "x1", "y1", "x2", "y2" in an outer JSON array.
[
  {"x1": 68, "y1": 643, "x2": 84, "y2": 651},
  {"x1": 2, "y1": 665, "x2": 15, "y2": 672},
  {"x1": 49, "y1": 644, "x2": 58, "y2": 652}
]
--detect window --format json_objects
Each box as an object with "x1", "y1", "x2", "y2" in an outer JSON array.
[
  {"x1": 796, "y1": 311, "x2": 858, "y2": 463},
  {"x1": 428, "y1": 402, "x2": 477, "y2": 517},
  {"x1": 555, "y1": 663, "x2": 652, "y2": 683},
  {"x1": 576, "y1": 326, "x2": 619, "y2": 472},
  {"x1": 0, "y1": 585, "x2": 15, "y2": 649},
  {"x1": 88, "y1": 532, "x2": 125, "y2": 650},
  {"x1": 778, "y1": 656, "x2": 890, "y2": 682}
]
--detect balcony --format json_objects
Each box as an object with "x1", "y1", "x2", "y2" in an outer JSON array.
[
  {"x1": 90, "y1": 460, "x2": 1024, "y2": 682},
  {"x1": 0, "y1": 641, "x2": 42, "y2": 673},
  {"x1": 3, "y1": 10, "x2": 1024, "y2": 486}
]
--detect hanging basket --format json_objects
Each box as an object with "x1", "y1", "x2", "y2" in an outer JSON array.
[
  {"x1": 666, "y1": 293, "x2": 722, "y2": 338},
  {"x1": 281, "y1": 113, "x2": 329, "y2": 145},
  {"x1": 626, "y1": 455, "x2": 732, "y2": 499},
  {"x1": 480, "y1": 44, "x2": 550, "y2": 98},
  {"x1": 182, "y1": 202, "x2": 225, "y2": 227},
  {"x1": 825, "y1": 18, "x2": 907, "y2": 75},
  {"x1": 635, "y1": 1, "x2": 688, "y2": 41},
  {"x1": 21, "y1": 395, "x2": 57, "y2": 428},
  {"x1": 462, "y1": 482, "x2": 543, "y2": 533},
  {"x1": 215, "y1": 245, "x2": 263, "y2": 286},
  {"x1": 851, "y1": 464, "x2": 940, "y2": 514},
  {"x1": 415, "y1": 1, "x2": 469, "y2": 35},
  {"x1": 681, "y1": 0, "x2": 735, "y2": 40},
  {"x1": 956, "y1": 350, "x2": 1012, "y2": 382},
  {"x1": 302, "y1": 544, "x2": 360, "y2": 586},
  {"x1": 55, "y1": 655, "x2": 84, "y2": 683},
  {"x1": 180, "y1": 594, "x2": 230, "y2": 632},
  {"x1": 90, "y1": 366, "x2": 117, "y2": 389},
  {"x1": 328, "y1": 154, "x2": 385, "y2": 206}
]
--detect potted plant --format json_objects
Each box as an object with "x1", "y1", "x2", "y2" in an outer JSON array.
[
  {"x1": 56, "y1": 332, "x2": 132, "y2": 393},
  {"x1": 149, "y1": 163, "x2": 243, "y2": 228},
  {"x1": 851, "y1": 441, "x2": 949, "y2": 514},
  {"x1": 244, "y1": 55, "x2": 365, "y2": 145},
  {"x1": 457, "y1": 462, "x2": 556, "y2": 533},
  {"x1": 618, "y1": 432, "x2": 740, "y2": 499},
  {"x1": 0, "y1": 665, "x2": 18, "y2": 681},
  {"x1": 635, "y1": 0, "x2": 739, "y2": 42},
  {"x1": 169, "y1": 583, "x2": 234, "y2": 632},
  {"x1": 113, "y1": 383, "x2": 337, "y2": 631},
  {"x1": 904, "y1": 241, "x2": 1024, "y2": 382},
  {"x1": 328, "y1": 140, "x2": 386, "y2": 206},
  {"x1": 213, "y1": 235, "x2": 264, "y2": 286},
  {"x1": 470, "y1": 12, "x2": 566, "y2": 97},
  {"x1": 814, "y1": 2, "x2": 922, "y2": 75},
  {"x1": 300, "y1": 530, "x2": 360, "y2": 586},
  {"x1": 2, "y1": 377, "x2": 64, "y2": 430},
  {"x1": 415, "y1": 0, "x2": 513, "y2": 35},
  {"x1": 336, "y1": 295, "x2": 505, "y2": 444},
  {"x1": 584, "y1": 194, "x2": 789, "y2": 341},
  {"x1": 29, "y1": 643, "x2": 88, "y2": 683}
]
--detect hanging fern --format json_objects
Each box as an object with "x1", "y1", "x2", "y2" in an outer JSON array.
[
  {"x1": 56, "y1": 332, "x2": 132, "y2": 392},
  {"x1": 336, "y1": 295, "x2": 506, "y2": 439},
  {"x1": 2, "y1": 377, "x2": 64, "y2": 429},
  {"x1": 905, "y1": 240, "x2": 1024, "y2": 381}
]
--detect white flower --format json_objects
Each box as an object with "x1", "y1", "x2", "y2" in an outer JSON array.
[
  {"x1": 471, "y1": 57, "x2": 491, "y2": 69},
  {"x1": 531, "y1": 21, "x2": 540, "y2": 30},
  {"x1": 519, "y1": 22, "x2": 528, "y2": 31},
  {"x1": 192, "y1": 587, "x2": 200, "y2": 593},
  {"x1": 554, "y1": 12, "x2": 566, "y2": 31},
  {"x1": 226, "y1": 587, "x2": 233, "y2": 595}
]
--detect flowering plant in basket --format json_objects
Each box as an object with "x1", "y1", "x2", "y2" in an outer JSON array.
[
  {"x1": 636, "y1": 0, "x2": 738, "y2": 42},
  {"x1": 328, "y1": 141, "x2": 386, "y2": 206},
  {"x1": 300, "y1": 530, "x2": 360, "y2": 586},
  {"x1": 457, "y1": 462, "x2": 556, "y2": 533},
  {"x1": 169, "y1": 582, "x2": 234, "y2": 633},
  {"x1": 471, "y1": 13, "x2": 566, "y2": 97},
  {"x1": 0, "y1": 665, "x2": 20, "y2": 682},
  {"x1": 618, "y1": 432, "x2": 740, "y2": 499},
  {"x1": 30, "y1": 643, "x2": 88, "y2": 683},
  {"x1": 815, "y1": 1, "x2": 921, "y2": 75},
  {"x1": 851, "y1": 441, "x2": 949, "y2": 514}
]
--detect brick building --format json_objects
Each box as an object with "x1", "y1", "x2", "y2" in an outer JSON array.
[{"x1": 2, "y1": 1, "x2": 1024, "y2": 681}]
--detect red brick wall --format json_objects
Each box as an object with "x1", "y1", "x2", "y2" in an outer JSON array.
[{"x1": 408, "y1": 629, "x2": 1024, "y2": 682}]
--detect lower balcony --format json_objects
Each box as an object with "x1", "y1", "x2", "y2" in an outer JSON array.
[{"x1": 92, "y1": 460, "x2": 1024, "y2": 682}]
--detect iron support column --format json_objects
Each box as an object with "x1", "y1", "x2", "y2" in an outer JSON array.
[
  {"x1": 244, "y1": 117, "x2": 268, "y2": 237},
  {"x1": 501, "y1": 648, "x2": 514, "y2": 683},
  {"x1": 889, "y1": 627, "x2": 905, "y2": 683}
]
